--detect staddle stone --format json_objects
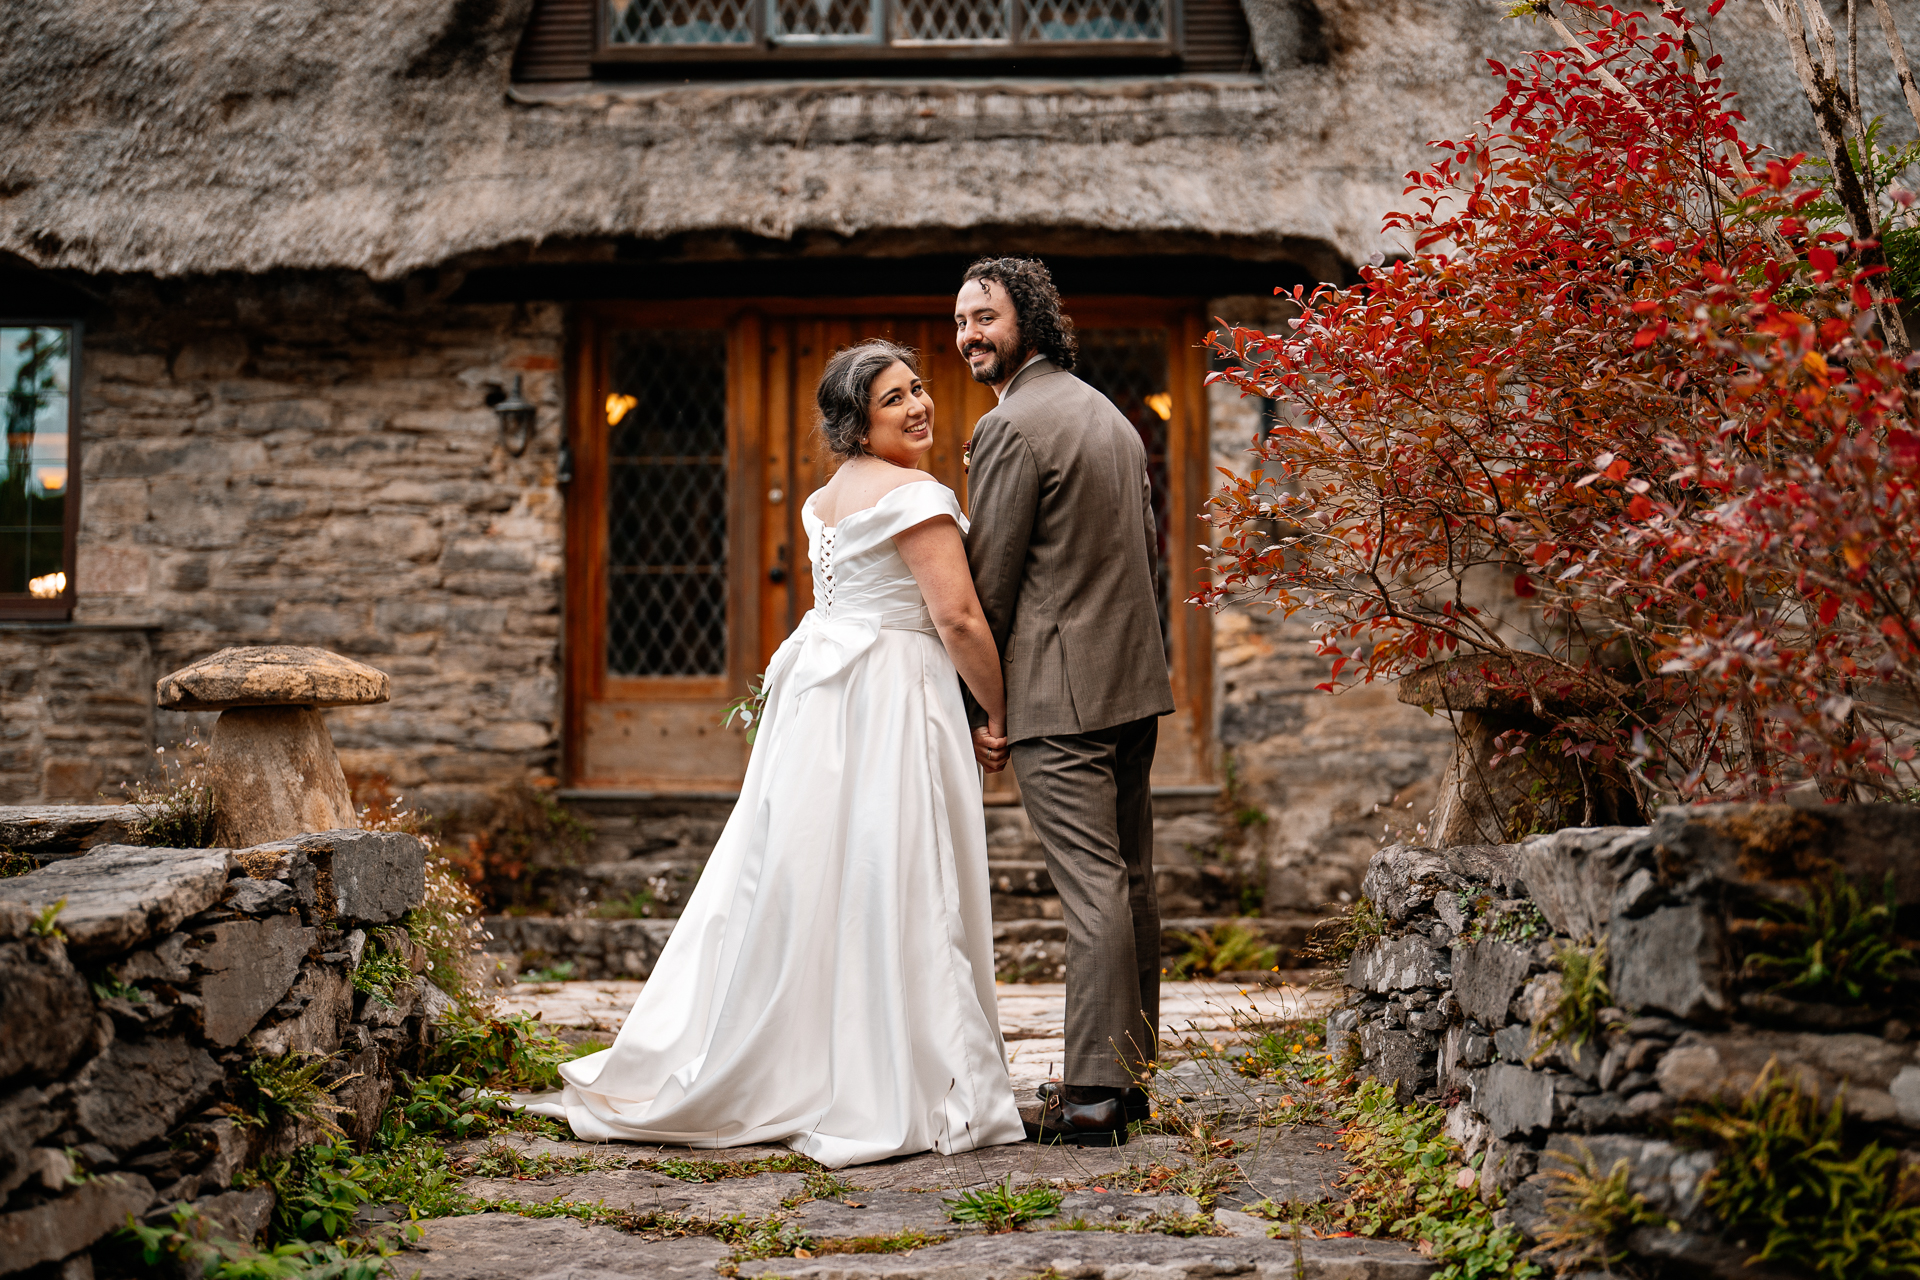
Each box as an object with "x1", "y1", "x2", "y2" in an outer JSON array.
[
  {"x1": 156, "y1": 646, "x2": 390, "y2": 846},
  {"x1": 156, "y1": 645, "x2": 389, "y2": 711},
  {"x1": 209, "y1": 706, "x2": 358, "y2": 846}
]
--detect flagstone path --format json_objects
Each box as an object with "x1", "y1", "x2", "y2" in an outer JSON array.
[{"x1": 401, "y1": 979, "x2": 1429, "y2": 1279}]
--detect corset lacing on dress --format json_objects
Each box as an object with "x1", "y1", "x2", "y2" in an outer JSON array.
[{"x1": 818, "y1": 527, "x2": 838, "y2": 612}]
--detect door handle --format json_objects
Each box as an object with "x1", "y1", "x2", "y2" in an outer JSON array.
[{"x1": 769, "y1": 543, "x2": 789, "y2": 585}]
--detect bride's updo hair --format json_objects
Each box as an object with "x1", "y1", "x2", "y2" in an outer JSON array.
[{"x1": 817, "y1": 339, "x2": 920, "y2": 458}]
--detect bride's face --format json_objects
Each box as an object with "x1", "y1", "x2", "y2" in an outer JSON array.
[{"x1": 863, "y1": 361, "x2": 935, "y2": 467}]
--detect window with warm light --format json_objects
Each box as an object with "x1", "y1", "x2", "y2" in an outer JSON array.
[{"x1": 2, "y1": 324, "x2": 79, "y2": 619}]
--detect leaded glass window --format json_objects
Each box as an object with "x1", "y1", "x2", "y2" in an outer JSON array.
[
  {"x1": 601, "y1": 0, "x2": 1171, "y2": 52},
  {"x1": 1, "y1": 325, "x2": 75, "y2": 616},
  {"x1": 605, "y1": 330, "x2": 730, "y2": 677},
  {"x1": 1075, "y1": 328, "x2": 1171, "y2": 653},
  {"x1": 606, "y1": 0, "x2": 755, "y2": 45},
  {"x1": 770, "y1": 0, "x2": 881, "y2": 42},
  {"x1": 1025, "y1": 0, "x2": 1164, "y2": 40}
]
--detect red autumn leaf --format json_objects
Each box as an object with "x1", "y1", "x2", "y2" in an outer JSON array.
[
  {"x1": 1627, "y1": 494, "x2": 1654, "y2": 520},
  {"x1": 1513, "y1": 572, "x2": 1537, "y2": 598}
]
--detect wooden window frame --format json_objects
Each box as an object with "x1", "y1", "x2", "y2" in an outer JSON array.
[
  {"x1": 0, "y1": 318, "x2": 81, "y2": 622},
  {"x1": 593, "y1": 0, "x2": 1182, "y2": 64}
]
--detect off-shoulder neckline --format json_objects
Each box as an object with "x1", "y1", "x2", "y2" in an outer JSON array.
[{"x1": 803, "y1": 478, "x2": 952, "y2": 532}]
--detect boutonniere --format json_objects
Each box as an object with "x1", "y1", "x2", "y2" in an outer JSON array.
[{"x1": 962, "y1": 438, "x2": 973, "y2": 471}]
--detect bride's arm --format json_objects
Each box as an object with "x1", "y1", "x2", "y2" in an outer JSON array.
[{"x1": 895, "y1": 516, "x2": 1007, "y2": 736}]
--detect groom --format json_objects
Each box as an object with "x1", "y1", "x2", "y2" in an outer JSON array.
[{"x1": 955, "y1": 257, "x2": 1175, "y2": 1146}]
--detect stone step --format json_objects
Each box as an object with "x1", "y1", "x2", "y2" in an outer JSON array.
[{"x1": 480, "y1": 912, "x2": 1330, "y2": 983}]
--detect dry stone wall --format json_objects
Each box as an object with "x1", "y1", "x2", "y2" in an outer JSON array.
[
  {"x1": 1334, "y1": 804, "x2": 1920, "y2": 1275},
  {"x1": 0, "y1": 828, "x2": 436, "y2": 1276}
]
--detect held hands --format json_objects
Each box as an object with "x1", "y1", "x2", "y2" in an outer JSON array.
[{"x1": 972, "y1": 724, "x2": 1010, "y2": 774}]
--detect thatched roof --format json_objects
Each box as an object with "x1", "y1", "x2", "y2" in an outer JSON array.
[{"x1": 0, "y1": 0, "x2": 1898, "y2": 281}]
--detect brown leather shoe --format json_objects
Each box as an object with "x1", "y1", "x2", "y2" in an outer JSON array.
[
  {"x1": 1036, "y1": 1081, "x2": 1151, "y2": 1124},
  {"x1": 1026, "y1": 1090, "x2": 1129, "y2": 1146}
]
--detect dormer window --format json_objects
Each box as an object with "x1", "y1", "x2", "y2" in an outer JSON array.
[{"x1": 597, "y1": 0, "x2": 1177, "y2": 63}]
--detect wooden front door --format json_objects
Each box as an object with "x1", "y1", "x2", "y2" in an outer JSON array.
[{"x1": 565, "y1": 298, "x2": 1214, "y2": 793}]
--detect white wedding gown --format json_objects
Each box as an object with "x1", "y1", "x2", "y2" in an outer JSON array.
[{"x1": 518, "y1": 480, "x2": 1025, "y2": 1167}]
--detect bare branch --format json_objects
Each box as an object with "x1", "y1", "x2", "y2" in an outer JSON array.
[{"x1": 1868, "y1": 0, "x2": 1920, "y2": 142}]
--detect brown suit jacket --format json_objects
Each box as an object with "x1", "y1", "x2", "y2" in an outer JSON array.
[{"x1": 964, "y1": 357, "x2": 1175, "y2": 741}]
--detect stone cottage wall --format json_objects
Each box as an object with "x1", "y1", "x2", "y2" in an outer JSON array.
[
  {"x1": 26, "y1": 272, "x2": 568, "y2": 812},
  {"x1": 1334, "y1": 804, "x2": 1920, "y2": 1274},
  {"x1": 0, "y1": 625, "x2": 156, "y2": 804},
  {"x1": 0, "y1": 829, "x2": 435, "y2": 1274}
]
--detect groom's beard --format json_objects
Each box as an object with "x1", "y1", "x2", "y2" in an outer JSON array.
[{"x1": 963, "y1": 334, "x2": 1026, "y2": 386}]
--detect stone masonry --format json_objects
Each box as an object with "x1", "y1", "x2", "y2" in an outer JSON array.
[
  {"x1": 35, "y1": 272, "x2": 566, "y2": 814},
  {"x1": 1332, "y1": 803, "x2": 1920, "y2": 1276},
  {"x1": 0, "y1": 625, "x2": 156, "y2": 805},
  {"x1": 0, "y1": 827, "x2": 435, "y2": 1275}
]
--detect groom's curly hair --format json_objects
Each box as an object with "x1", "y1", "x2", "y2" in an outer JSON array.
[{"x1": 960, "y1": 257, "x2": 1078, "y2": 373}]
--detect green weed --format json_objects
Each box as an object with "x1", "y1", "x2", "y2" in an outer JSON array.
[
  {"x1": 481, "y1": 1198, "x2": 814, "y2": 1262},
  {"x1": 351, "y1": 945, "x2": 414, "y2": 1007},
  {"x1": 1531, "y1": 940, "x2": 1614, "y2": 1067},
  {"x1": 1671, "y1": 1064, "x2": 1920, "y2": 1278},
  {"x1": 1748, "y1": 870, "x2": 1913, "y2": 1006},
  {"x1": 29, "y1": 897, "x2": 65, "y2": 940},
  {"x1": 401, "y1": 855, "x2": 490, "y2": 1011},
  {"x1": 1322, "y1": 1080, "x2": 1540, "y2": 1280},
  {"x1": 427, "y1": 1010, "x2": 598, "y2": 1092},
  {"x1": 114, "y1": 1203, "x2": 399, "y2": 1279},
  {"x1": 391, "y1": 1070, "x2": 513, "y2": 1140},
  {"x1": 0, "y1": 847, "x2": 38, "y2": 878},
  {"x1": 89, "y1": 972, "x2": 149, "y2": 1003},
  {"x1": 1534, "y1": 1143, "x2": 1671, "y2": 1274},
  {"x1": 642, "y1": 1152, "x2": 817, "y2": 1182},
  {"x1": 1237, "y1": 1019, "x2": 1327, "y2": 1079},
  {"x1": 521, "y1": 960, "x2": 578, "y2": 983},
  {"x1": 248, "y1": 1138, "x2": 470, "y2": 1244},
  {"x1": 1166, "y1": 921, "x2": 1279, "y2": 979},
  {"x1": 1464, "y1": 898, "x2": 1549, "y2": 945},
  {"x1": 944, "y1": 1175, "x2": 1064, "y2": 1230},
  {"x1": 458, "y1": 1142, "x2": 627, "y2": 1180}
]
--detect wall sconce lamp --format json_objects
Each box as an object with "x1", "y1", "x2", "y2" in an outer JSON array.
[{"x1": 493, "y1": 375, "x2": 537, "y2": 456}]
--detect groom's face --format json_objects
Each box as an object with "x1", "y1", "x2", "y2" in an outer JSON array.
[{"x1": 954, "y1": 279, "x2": 1025, "y2": 388}]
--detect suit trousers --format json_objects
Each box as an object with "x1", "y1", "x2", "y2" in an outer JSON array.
[{"x1": 1009, "y1": 716, "x2": 1160, "y2": 1088}]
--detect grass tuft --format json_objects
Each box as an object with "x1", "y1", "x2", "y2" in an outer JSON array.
[{"x1": 944, "y1": 1175, "x2": 1064, "y2": 1231}]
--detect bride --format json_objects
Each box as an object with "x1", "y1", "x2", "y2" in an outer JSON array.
[{"x1": 518, "y1": 339, "x2": 1026, "y2": 1167}]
